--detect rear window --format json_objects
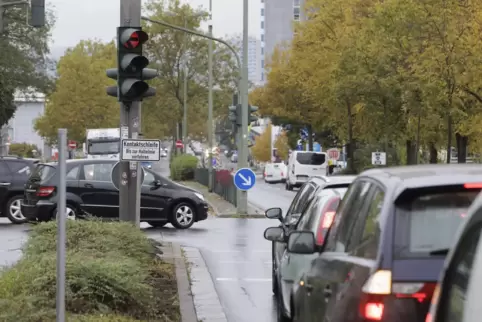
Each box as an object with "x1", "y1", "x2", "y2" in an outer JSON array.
[
  {"x1": 29, "y1": 164, "x2": 56, "y2": 183},
  {"x1": 296, "y1": 152, "x2": 326, "y2": 165},
  {"x1": 394, "y1": 189, "x2": 479, "y2": 257}
]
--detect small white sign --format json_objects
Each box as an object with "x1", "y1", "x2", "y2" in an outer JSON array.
[
  {"x1": 121, "y1": 139, "x2": 161, "y2": 161},
  {"x1": 121, "y1": 126, "x2": 129, "y2": 139},
  {"x1": 372, "y1": 152, "x2": 387, "y2": 165},
  {"x1": 129, "y1": 161, "x2": 137, "y2": 170}
]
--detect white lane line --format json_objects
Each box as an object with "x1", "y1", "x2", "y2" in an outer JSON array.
[
  {"x1": 217, "y1": 260, "x2": 273, "y2": 265},
  {"x1": 216, "y1": 277, "x2": 272, "y2": 282}
]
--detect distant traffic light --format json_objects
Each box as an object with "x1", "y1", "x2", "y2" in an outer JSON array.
[
  {"x1": 30, "y1": 0, "x2": 45, "y2": 27},
  {"x1": 106, "y1": 27, "x2": 157, "y2": 101},
  {"x1": 228, "y1": 104, "x2": 241, "y2": 125},
  {"x1": 248, "y1": 105, "x2": 259, "y2": 123}
]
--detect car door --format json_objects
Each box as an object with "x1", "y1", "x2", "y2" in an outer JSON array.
[
  {"x1": 303, "y1": 180, "x2": 372, "y2": 322},
  {"x1": 5, "y1": 160, "x2": 32, "y2": 190},
  {"x1": 275, "y1": 182, "x2": 318, "y2": 270},
  {"x1": 140, "y1": 170, "x2": 168, "y2": 220},
  {"x1": 325, "y1": 184, "x2": 386, "y2": 322},
  {"x1": 432, "y1": 223, "x2": 482, "y2": 322},
  {"x1": 0, "y1": 161, "x2": 12, "y2": 206},
  {"x1": 78, "y1": 162, "x2": 118, "y2": 218}
]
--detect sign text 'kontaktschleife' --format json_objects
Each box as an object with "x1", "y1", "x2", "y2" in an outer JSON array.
[{"x1": 121, "y1": 139, "x2": 161, "y2": 161}]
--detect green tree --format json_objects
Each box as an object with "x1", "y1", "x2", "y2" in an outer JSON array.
[
  {"x1": 8, "y1": 143, "x2": 39, "y2": 157},
  {"x1": 252, "y1": 125, "x2": 271, "y2": 162},
  {"x1": 34, "y1": 40, "x2": 118, "y2": 144},
  {"x1": 141, "y1": 0, "x2": 237, "y2": 140},
  {"x1": 0, "y1": 6, "x2": 55, "y2": 126},
  {"x1": 274, "y1": 131, "x2": 289, "y2": 160}
]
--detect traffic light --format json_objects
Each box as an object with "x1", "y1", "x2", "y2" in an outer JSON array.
[
  {"x1": 228, "y1": 104, "x2": 241, "y2": 125},
  {"x1": 106, "y1": 27, "x2": 157, "y2": 101},
  {"x1": 248, "y1": 105, "x2": 259, "y2": 123}
]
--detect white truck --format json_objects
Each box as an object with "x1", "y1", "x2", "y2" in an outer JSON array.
[{"x1": 84, "y1": 128, "x2": 120, "y2": 159}]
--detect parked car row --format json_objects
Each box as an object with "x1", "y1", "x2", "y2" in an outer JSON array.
[
  {"x1": 13, "y1": 158, "x2": 208, "y2": 229},
  {"x1": 264, "y1": 164, "x2": 482, "y2": 322}
]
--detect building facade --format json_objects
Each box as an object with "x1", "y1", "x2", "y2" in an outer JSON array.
[
  {"x1": 0, "y1": 91, "x2": 50, "y2": 157},
  {"x1": 261, "y1": 0, "x2": 304, "y2": 83},
  {"x1": 235, "y1": 36, "x2": 262, "y2": 84}
]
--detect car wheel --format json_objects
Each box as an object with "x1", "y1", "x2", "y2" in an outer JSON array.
[
  {"x1": 147, "y1": 221, "x2": 167, "y2": 228},
  {"x1": 6, "y1": 195, "x2": 27, "y2": 224},
  {"x1": 285, "y1": 182, "x2": 292, "y2": 191},
  {"x1": 171, "y1": 202, "x2": 195, "y2": 229},
  {"x1": 53, "y1": 204, "x2": 77, "y2": 221}
]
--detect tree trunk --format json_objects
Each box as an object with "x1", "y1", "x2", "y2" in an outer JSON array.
[
  {"x1": 346, "y1": 99, "x2": 355, "y2": 173},
  {"x1": 406, "y1": 140, "x2": 417, "y2": 165},
  {"x1": 446, "y1": 115, "x2": 452, "y2": 163},
  {"x1": 429, "y1": 142, "x2": 437, "y2": 164},
  {"x1": 456, "y1": 133, "x2": 468, "y2": 163}
]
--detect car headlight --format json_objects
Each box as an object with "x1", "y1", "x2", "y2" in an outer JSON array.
[{"x1": 194, "y1": 192, "x2": 204, "y2": 201}]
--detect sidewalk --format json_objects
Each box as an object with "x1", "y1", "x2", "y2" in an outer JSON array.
[{"x1": 180, "y1": 181, "x2": 264, "y2": 217}]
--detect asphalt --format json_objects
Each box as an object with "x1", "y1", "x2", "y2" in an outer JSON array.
[
  {"x1": 148, "y1": 148, "x2": 298, "y2": 322},
  {"x1": 0, "y1": 220, "x2": 29, "y2": 267}
]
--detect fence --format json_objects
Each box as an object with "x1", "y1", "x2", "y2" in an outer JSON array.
[{"x1": 194, "y1": 168, "x2": 237, "y2": 206}]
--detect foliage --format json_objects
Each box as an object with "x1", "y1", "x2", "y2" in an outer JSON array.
[
  {"x1": 170, "y1": 154, "x2": 198, "y2": 180},
  {"x1": 34, "y1": 40, "x2": 118, "y2": 144},
  {"x1": 256, "y1": 0, "x2": 482, "y2": 170},
  {"x1": 8, "y1": 143, "x2": 39, "y2": 157},
  {"x1": 141, "y1": 0, "x2": 238, "y2": 140},
  {"x1": 0, "y1": 220, "x2": 180, "y2": 321},
  {"x1": 0, "y1": 5, "x2": 55, "y2": 127},
  {"x1": 274, "y1": 131, "x2": 289, "y2": 160},
  {"x1": 252, "y1": 124, "x2": 271, "y2": 162}
]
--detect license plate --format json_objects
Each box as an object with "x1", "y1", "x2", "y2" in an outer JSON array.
[
  {"x1": 267, "y1": 175, "x2": 273, "y2": 177},
  {"x1": 313, "y1": 168, "x2": 318, "y2": 171}
]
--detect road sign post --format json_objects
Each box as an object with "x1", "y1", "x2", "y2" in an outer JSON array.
[
  {"x1": 233, "y1": 168, "x2": 256, "y2": 191},
  {"x1": 371, "y1": 151, "x2": 386, "y2": 166},
  {"x1": 327, "y1": 148, "x2": 340, "y2": 160},
  {"x1": 56, "y1": 128, "x2": 67, "y2": 322},
  {"x1": 175, "y1": 139, "x2": 184, "y2": 149},
  {"x1": 68, "y1": 140, "x2": 76, "y2": 149},
  {"x1": 121, "y1": 139, "x2": 161, "y2": 161}
]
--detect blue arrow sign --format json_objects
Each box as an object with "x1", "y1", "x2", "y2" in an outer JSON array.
[{"x1": 233, "y1": 168, "x2": 256, "y2": 191}]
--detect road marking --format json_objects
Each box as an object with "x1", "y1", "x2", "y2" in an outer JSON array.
[
  {"x1": 217, "y1": 260, "x2": 273, "y2": 265},
  {"x1": 216, "y1": 277, "x2": 272, "y2": 282}
]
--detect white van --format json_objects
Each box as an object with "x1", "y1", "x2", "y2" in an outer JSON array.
[{"x1": 286, "y1": 151, "x2": 328, "y2": 190}]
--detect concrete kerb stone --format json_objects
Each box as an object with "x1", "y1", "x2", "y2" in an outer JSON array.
[{"x1": 155, "y1": 242, "x2": 197, "y2": 322}]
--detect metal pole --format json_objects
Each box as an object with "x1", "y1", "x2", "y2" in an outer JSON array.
[
  {"x1": 237, "y1": 0, "x2": 249, "y2": 214},
  {"x1": 182, "y1": 19, "x2": 188, "y2": 154},
  {"x1": 207, "y1": 0, "x2": 214, "y2": 192},
  {"x1": 119, "y1": 0, "x2": 141, "y2": 225},
  {"x1": 56, "y1": 128, "x2": 67, "y2": 322}
]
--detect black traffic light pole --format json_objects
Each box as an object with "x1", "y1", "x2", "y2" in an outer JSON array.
[{"x1": 107, "y1": 0, "x2": 156, "y2": 225}]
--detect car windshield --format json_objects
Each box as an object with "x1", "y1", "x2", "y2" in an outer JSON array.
[
  {"x1": 394, "y1": 189, "x2": 480, "y2": 257},
  {"x1": 88, "y1": 140, "x2": 119, "y2": 155},
  {"x1": 296, "y1": 152, "x2": 326, "y2": 165}
]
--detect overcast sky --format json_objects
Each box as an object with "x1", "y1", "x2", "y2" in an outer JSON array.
[{"x1": 48, "y1": 0, "x2": 261, "y2": 48}]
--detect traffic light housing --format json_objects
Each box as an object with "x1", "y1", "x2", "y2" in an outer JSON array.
[
  {"x1": 248, "y1": 105, "x2": 259, "y2": 123},
  {"x1": 106, "y1": 27, "x2": 157, "y2": 101},
  {"x1": 228, "y1": 104, "x2": 241, "y2": 125}
]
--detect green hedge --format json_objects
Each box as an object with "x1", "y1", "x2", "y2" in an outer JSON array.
[
  {"x1": 170, "y1": 154, "x2": 198, "y2": 181},
  {"x1": 0, "y1": 220, "x2": 180, "y2": 321}
]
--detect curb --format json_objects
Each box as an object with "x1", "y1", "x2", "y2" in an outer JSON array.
[
  {"x1": 248, "y1": 200, "x2": 266, "y2": 214},
  {"x1": 217, "y1": 213, "x2": 265, "y2": 218},
  {"x1": 156, "y1": 243, "x2": 197, "y2": 322}
]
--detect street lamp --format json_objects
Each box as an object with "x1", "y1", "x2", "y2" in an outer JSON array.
[{"x1": 164, "y1": 10, "x2": 205, "y2": 154}]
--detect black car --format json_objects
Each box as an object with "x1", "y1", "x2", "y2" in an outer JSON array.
[
  {"x1": 0, "y1": 156, "x2": 39, "y2": 224},
  {"x1": 288, "y1": 164, "x2": 482, "y2": 322},
  {"x1": 21, "y1": 159, "x2": 208, "y2": 229}
]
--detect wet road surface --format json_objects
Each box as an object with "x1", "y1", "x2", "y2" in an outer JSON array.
[{"x1": 0, "y1": 219, "x2": 29, "y2": 267}]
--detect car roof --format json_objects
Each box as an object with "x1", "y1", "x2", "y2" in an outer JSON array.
[
  {"x1": 45, "y1": 158, "x2": 119, "y2": 166},
  {"x1": 361, "y1": 164, "x2": 482, "y2": 190}
]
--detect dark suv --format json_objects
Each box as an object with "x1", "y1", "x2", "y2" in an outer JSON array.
[
  {"x1": 288, "y1": 164, "x2": 482, "y2": 322},
  {"x1": 21, "y1": 159, "x2": 209, "y2": 229},
  {"x1": 0, "y1": 156, "x2": 39, "y2": 224}
]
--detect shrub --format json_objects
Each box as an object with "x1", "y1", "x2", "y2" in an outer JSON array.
[
  {"x1": 0, "y1": 220, "x2": 180, "y2": 321},
  {"x1": 170, "y1": 154, "x2": 198, "y2": 180}
]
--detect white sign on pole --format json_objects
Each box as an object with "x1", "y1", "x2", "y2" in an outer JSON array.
[
  {"x1": 371, "y1": 152, "x2": 386, "y2": 165},
  {"x1": 120, "y1": 126, "x2": 129, "y2": 139},
  {"x1": 121, "y1": 139, "x2": 161, "y2": 161}
]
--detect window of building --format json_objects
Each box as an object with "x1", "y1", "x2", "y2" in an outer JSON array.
[
  {"x1": 261, "y1": 60, "x2": 264, "y2": 68},
  {"x1": 261, "y1": 72, "x2": 264, "y2": 81},
  {"x1": 261, "y1": 21, "x2": 264, "y2": 29},
  {"x1": 294, "y1": 0, "x2": 300, "y2": 6},
  {"x1": 261, "y1": 47, "x2": 264, "y2": 55},
  {"x1": 261, "y1": 8, "x2": 264, "y2": 16},
  {"x1": 294, "y1": 7, "x2": 300, "y2": 21},
  {"x1": 261, "y1": 34, "x2": 264, "y2": 41}
]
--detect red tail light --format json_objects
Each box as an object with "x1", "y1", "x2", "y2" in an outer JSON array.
[
  {"x1": 464, "y1": 183, "x2": 482, "y2": 189},
  {"x1": 316, "y1": 197, "x2": 339, "y2": 245},
  {"x1": 281, "y1": 171, "x2": 284, "y2": 177},
  {"x1": 264, "y1": 172, "x2": 267, "y2": 177},
  {"x1": 359, "y1": 270, "x2": 436, "y2": 321},
  {"x1": 37, "y1": 186, "x2": 55, "y2": 197}
]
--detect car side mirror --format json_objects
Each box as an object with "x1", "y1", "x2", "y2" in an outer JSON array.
[
  {"x1": 264, "y1": 227, "x2": 285, "y2": 242},
  {"x1": 287, "y1": 231, "x2": 316, "y2": 254},
  {"x1": 265, "y1": 207, "x2": 283, "y2": 221},
  {"x1": 152, "y1": 180, "x2": 163, "y2": 187}
]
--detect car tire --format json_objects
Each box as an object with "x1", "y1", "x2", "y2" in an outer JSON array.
[
  {"x1": 171, "y1": 202, "x2": 195, "y2": 229},
  {"x1": 52, "y1": 204, "x2": 77, "y2": 221},
  {"x1": 147, "y1": 221, "x2": 167, "y2": 228},
  {"x1": 6, "y1": 195, "x2": 27, "y2": 224},
  {"x1": 285, "y1": 181, "x2": 293, "y2": 191}
]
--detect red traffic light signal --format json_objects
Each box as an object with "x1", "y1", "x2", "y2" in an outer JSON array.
[{"x1": 119, "y1": 28, "x2": 148, "y2": 49}]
